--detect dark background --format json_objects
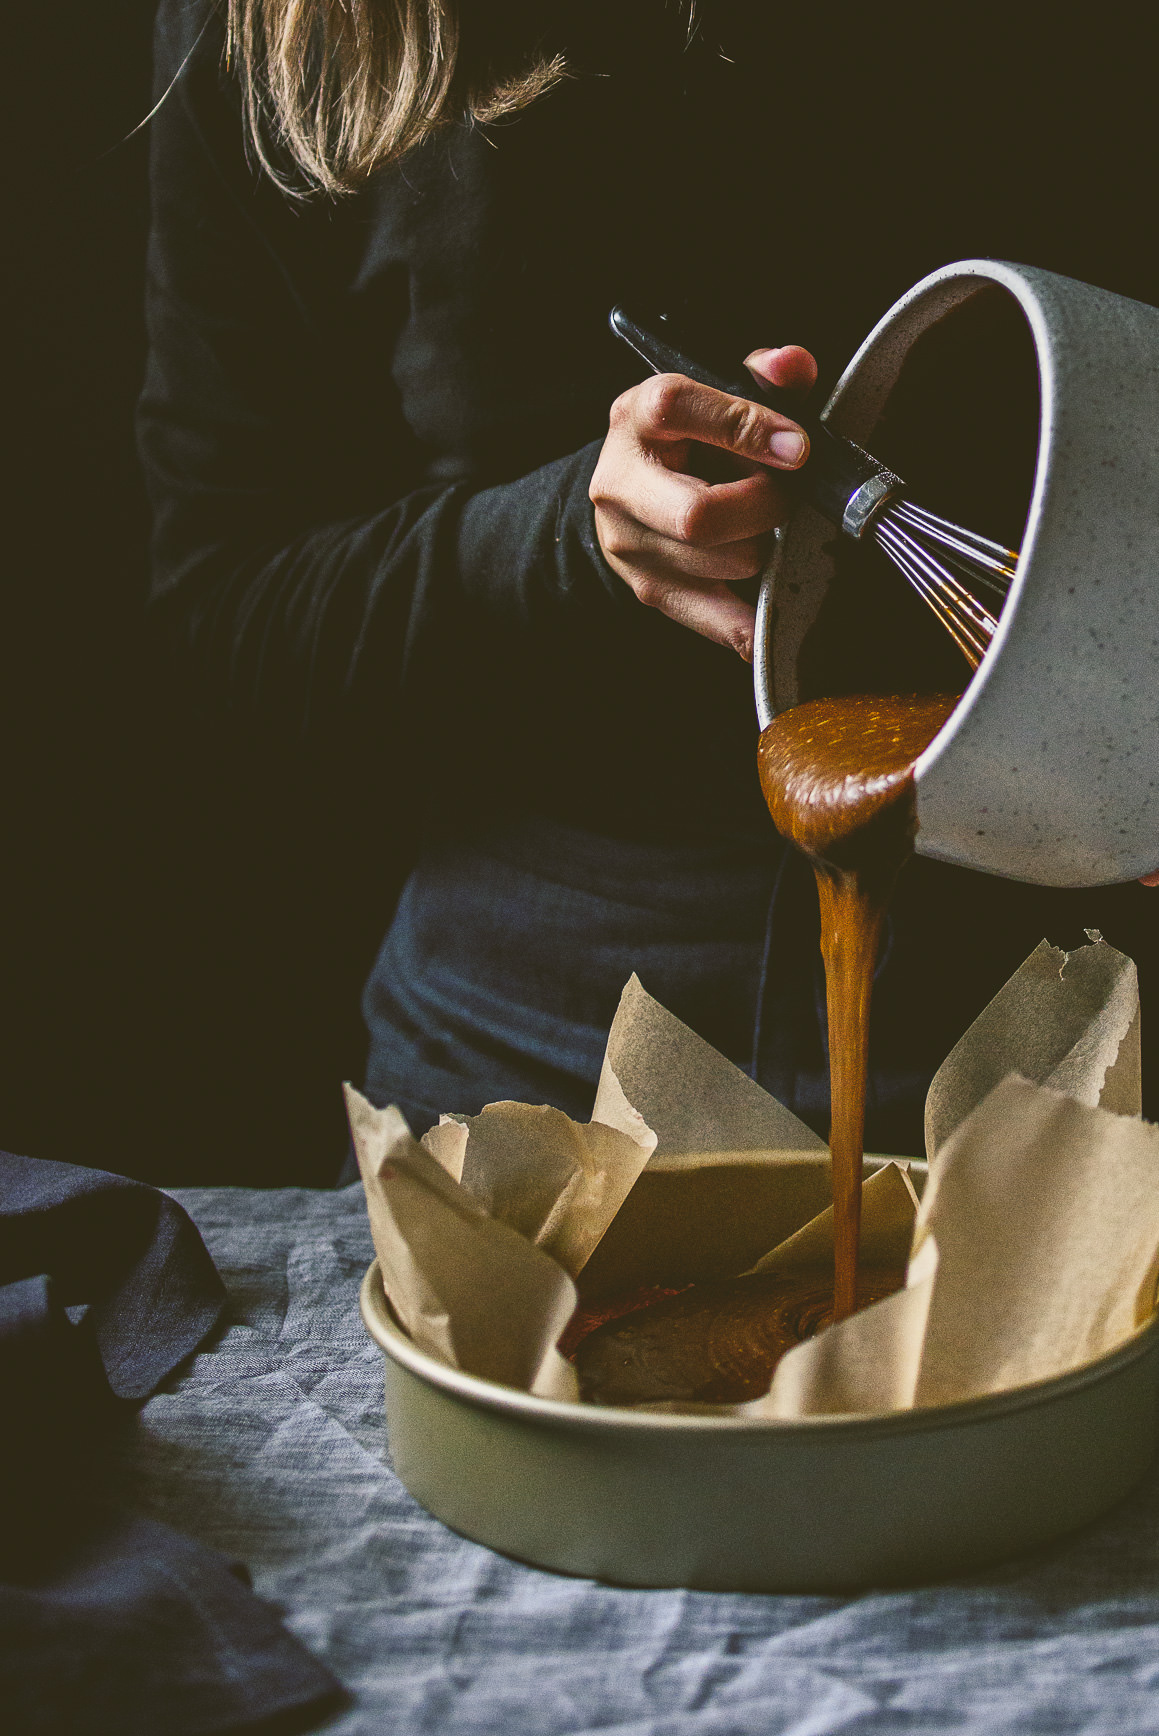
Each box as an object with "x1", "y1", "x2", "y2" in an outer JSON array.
[
  {"x1": 8, "y1": 4, "x2": 1158, "y2": 1186},
  {"x1": 8, "y1": 0, "x2": 383, "y2": 1185}
]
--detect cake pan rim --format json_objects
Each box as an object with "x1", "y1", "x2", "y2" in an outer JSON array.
[{"x1": 360, "y1": 1259, "x2": 1159, "y2": 1438}]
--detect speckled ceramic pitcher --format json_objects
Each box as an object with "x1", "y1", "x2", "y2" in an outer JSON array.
[{"x1": 754, "y1": 258, "x2": 1159, "y2": 889}]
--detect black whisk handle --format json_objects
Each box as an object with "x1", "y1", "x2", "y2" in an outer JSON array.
[
  {"x1": 608, "y1": 305, "x2": 805, "y2": 417},
  {"x1": 608, "y1": 305, "x2": 905, "y2": 539}
]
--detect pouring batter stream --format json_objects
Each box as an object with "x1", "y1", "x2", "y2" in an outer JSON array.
[{"x1": 758, "y1": 693, "x2": 958, "y2": 1319}]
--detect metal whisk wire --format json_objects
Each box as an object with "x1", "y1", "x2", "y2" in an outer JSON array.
[{"x1": 872, "y1": 500, "x2": 1018, "y2": 670}]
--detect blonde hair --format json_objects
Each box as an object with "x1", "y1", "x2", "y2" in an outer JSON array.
[{"x1": 226, "y1": 1, "x2": 569, "y2": 196}]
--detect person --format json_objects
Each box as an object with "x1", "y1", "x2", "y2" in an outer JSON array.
[{"x1": 139, "y1": 0, "x2": 1158, "y2": 1172}]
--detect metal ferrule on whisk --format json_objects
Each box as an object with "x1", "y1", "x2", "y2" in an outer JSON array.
[{"x1": 840, "y1": 467, "x2": 906, "y2": 538}]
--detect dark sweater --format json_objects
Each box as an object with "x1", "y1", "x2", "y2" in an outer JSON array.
[
  {"x1": 138, "y1": 3, "x2": 766, "y2": 833},
  {"x1": 139, "y1": 1, "x2": 1159, "y2": 1151}
]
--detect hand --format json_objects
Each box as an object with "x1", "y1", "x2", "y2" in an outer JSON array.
[
  {"x1": 1140, "y1": 871, "x2": 1159, "y2": 886},
  {"x1": 589, "y1": 345, "x2": 818, "y2": 661}
]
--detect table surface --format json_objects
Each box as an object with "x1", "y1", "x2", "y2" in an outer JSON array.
[{"x1": 128, "y1": 1182, "x2": 1159, "y2": 1735}]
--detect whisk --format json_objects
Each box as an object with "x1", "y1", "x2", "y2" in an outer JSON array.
[{"x1": 610, "y1": 307, "x2": 1018, "y2": 670}]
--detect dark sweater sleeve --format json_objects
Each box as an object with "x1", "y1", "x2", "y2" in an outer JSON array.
[{"x1": 137, "y1": 1, "x2": 624, "y2": 755}]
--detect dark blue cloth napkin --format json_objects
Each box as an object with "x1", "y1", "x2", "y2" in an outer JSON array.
[
  {"x1": 0, "y1": 1150, "x2": 225, "y2": 1399},
  {"x1": 0, "y1": 1151, "x2": 343, "y2": 1735}
]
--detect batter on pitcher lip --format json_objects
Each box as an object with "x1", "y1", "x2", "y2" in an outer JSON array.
[{"x1": 758, "y1": 693, "x2": 958, "y2": 1320}]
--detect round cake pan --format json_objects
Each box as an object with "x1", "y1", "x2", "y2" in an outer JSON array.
[{"x1": 359, "y1": 1153, "x2": 1159, "y2": 1592}]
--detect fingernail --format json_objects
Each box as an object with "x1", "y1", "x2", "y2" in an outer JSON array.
[{"x1": 769, "y1": 430, "x2": 806, "y2": 466}]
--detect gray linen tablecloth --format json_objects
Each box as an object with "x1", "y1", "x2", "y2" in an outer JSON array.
[{"x1": 127, "y1": 1183, "x2": 1159, "y2": 1734}]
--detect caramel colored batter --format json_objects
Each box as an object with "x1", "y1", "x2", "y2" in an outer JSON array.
[
  {"x1": 758, "y1": 694, "x2": 957, "y2": 1320},
  {"x1": 563, "y1": 693, "x2": 953, "y2": 1411},
  {"x1": 573, "y1": 1267, "x2": 906, "y2": 1406}
]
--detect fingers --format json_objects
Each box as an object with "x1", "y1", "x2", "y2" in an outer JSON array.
[
  {"x1": 591, "y1": 347, "x2": 817, "y2": 659},
  {"x1": 596, "y1": 503, "x2": 772, "y2": 585},
  {"x1": 613, "y1": 373, "x2": 809, "y2": 470},
  {"x1": 745, "y1": 344, "x2": 819, "y2": 396},
  {"x1": 592, "y1": 489, "x2": 767, "y2": 660},
  {"x1": 628, "y1": 569, "x2": 759, "y2": 662},
  {"x1": 602, "y1": 456, "x2": 790, "y2": 548},
  {"x1": 1139, "y1": 870, "x2": 1159, "y2": 886}
]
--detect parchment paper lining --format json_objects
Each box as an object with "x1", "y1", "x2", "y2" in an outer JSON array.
[{"x1": 350, "y1": 934, "x2": 1156, "y2": 1417}]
